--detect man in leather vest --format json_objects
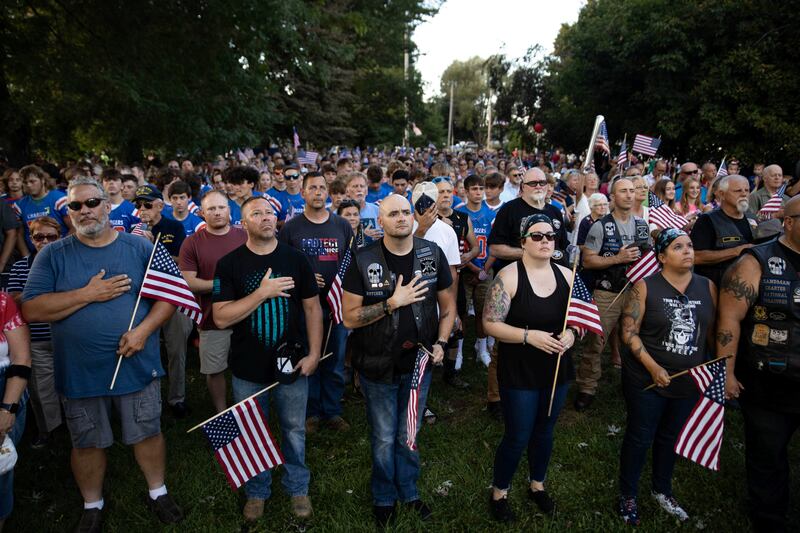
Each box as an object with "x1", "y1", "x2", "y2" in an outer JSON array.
[
  {"x1": 342, "y1": 194, "x2": 456, "y2": 527},
  {"x1": 575, "y1": 177, "x2": 652, "y2": 411},
  {"x1": 716, "y1": 195, "x2": 800, "y2": 533},
  {"x1": 691, "y1": 175, "x2": 757, "y2": 287}
]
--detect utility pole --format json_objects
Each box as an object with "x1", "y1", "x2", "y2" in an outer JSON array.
[
  {"x1": 403, "y1": 28, "x2": 409, "y2": 147},
  {"x1": 447, "y1": 81, "x2": 454, "y2": 148},
  {"x1": 486, "y1": 88, "x2": 493, "y2": 149}
]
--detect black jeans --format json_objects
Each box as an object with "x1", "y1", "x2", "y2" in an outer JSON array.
[{"x1": 741, "y1": 398, "x2": 800, "y2": 533}]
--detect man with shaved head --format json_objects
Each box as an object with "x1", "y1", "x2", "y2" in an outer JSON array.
[
  {"x1": 749, "y1": 164, "x2": 789, "y2": 215},
  {"x1": 342, "y1": 193, "x2": 455, "y2": 527},
  {"x1": 716, "y1": 194, "x2": 800, "y2": 532}
]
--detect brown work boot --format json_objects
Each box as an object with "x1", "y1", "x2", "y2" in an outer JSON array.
[
  {"x1": 305, "y1": 416, "x2": 320, "y2": 435},
  {"x1": 243, "y1": 498, "x2": 265, "y2": 521},
  {"x1": 326, "y1": 416, "x2": 350, "y2": 432},
  {"x1": 291, "y1": 495, "x2": 313, "y2": 519}
]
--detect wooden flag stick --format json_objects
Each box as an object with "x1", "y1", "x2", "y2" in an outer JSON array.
[
  {"x1": 643, "y1": 355, "x2": 732, "y2": 391},
  {"x1": 109, "y1": 233, "x2": 162, "y2": 390},
  {"x1": 187, "y1": 352, "x2": 333, "y2": 434},
  {"x1": 547, "y1": 257, "x2": 581, "y2": 417},
  {"x1": 604, "y1": 280, "x2": 631, "y2": 312}
]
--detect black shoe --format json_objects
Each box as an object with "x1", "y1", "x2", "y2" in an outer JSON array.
[
  {"x1": 574, "y1": 392, "x2": 595, "y2": 412},
  {"x1": 373, "y1": 504, "x2": 396, "y2": 527},
  {"x1": 31, "y1": 433, "x2": 51, "y2": 450},
  {"x1": 76, "y1": 508, "x2": 103, "y2": 533},
  {"x1": 169, "y1": 402, "x2": 191, "y2": 419},
  {"x1": 487, "y1": 401, "x2": 503, "y2": 421},
  {"x1": 443, "y1": 372, "x2": 470, "y2": 389},
  {"x1": 489, "y1": 494, "x2": 516, "y2": 523},
  {"x1": 405, "y1": 499, "x2": 432, "y2": 521},
  {"x1": 146, "y1": 493, "x2": 184, "y2": 524},
  {"x1": 528, "y1": 487, "x2": 555, "y2": 514}
]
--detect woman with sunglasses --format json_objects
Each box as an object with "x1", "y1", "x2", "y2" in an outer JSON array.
[
  {"x1": 617, "y1": 229, "x2": 716, "y2": 525},
  {"x1": 484, "y1": 214, "x2": 578, "y2": 522},
  {"x1": 6, "y1": 216, "x2": 62, "y2": 448}
]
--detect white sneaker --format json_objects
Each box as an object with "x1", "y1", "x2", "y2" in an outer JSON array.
[
  {"x1": 477, "y1": 350, "x2": 491, "y2": 367},
  {"x1": 652, "y1": 492, "x2": 689, "y2": 522},
  {"x1": 467, "y1": 301, "x2": 475, "y2": 316},
  {"x1": 455, "y1": 353, "x2": 463, "y2": 371}
]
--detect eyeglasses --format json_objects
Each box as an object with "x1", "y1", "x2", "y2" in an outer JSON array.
[
  {"x1": 523, "y1": 231, "x2": 556, "y2": 242},
  {"x1": 510, "y1": 173, "x2": 521, "y2": 178},
  {"x1": 522, "y1": 180, "x2": 548, "y2": 188},
  {"x1": 681, "y1": 169, "x2": 700, "y2": 175},
  {"x1": 134, "y1": 200, "x2": 154, "y2": 210},
  {"x1": 32, "y1": 233, "x2": 59, "y2": 243},
  {"x1": 432, "y1": 176, "x2": 452, "y2": 184},
  {"x1": 66, "y1": 198, "x2": 104, "y2": 211},
  {"x1": 285, "y1": 174, "x2": 301, "y2": 180}
]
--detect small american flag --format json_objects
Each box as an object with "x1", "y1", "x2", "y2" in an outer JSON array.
[
  {"x1": 716, "y1": 158, "x2": 728, "y2": 178},
  {"x1": 626, "y1": 250, "x2": 661, "y2": 284},
  {"x1": 632, "y1": 134, "x2": 661, "y2": 156},
  {"x1": 595, "y1": 121, "x2": 610, "y2": 154},
  {"x1": 298, "y1": 151, "x2": 319, "y2": 167},
  {"x1": 202, "y1": 398, "x2": 284, "y2": 489},
  {"x1": 674, "y1": 360, "x2": 727, "y2": 471},
  {"x1": 758, "y1": 183, "x2": 787, "y2": 219},
  {"x1": 406, "y1": 347, "x2": 430, "y2": 451},
  {"x1": 566, "y1": 276, "x2": 604, "y2": 338},
  {"x1": 617, "y1": 138, "x2": 628, "y2": 168},
  {"x1": 648, "y1": 191, "x2": 689, "y2": 230},
  {"x1": 131, "y1": 223, "x2": 146, "y2": 236},
  {"x1": 293, "y1": 126, "x2": 301, "y2": 150},
  {"x1": 326, "y1": 240, "x2": 353, "y2": 324},
  {"x1": 141, "y1": 241, "x2": 203, "y2": 324}
]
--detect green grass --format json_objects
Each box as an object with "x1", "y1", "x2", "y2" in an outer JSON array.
[{"x1": 8, "y1": 319, "x2": 800, "y2": 532}]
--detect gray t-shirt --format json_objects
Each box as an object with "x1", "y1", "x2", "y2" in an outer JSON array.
[{"x1": 584, "y1": 214, "x2": 644, "y2": 252}]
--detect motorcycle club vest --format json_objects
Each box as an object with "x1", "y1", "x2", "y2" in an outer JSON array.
[
  {"x1": 694, "y1": 208, "x2": 756, "y2": 285},
  {"x1": 739, "y1": 240, "x2": 800, "y2": 381},
  {"x1": 595, "y1": 213, "x2": 650, "y2": 293},
  {"x1": 446, "y1": 210, "x2": 469, "y2": 254},
  {"x1": 350, "y1": 237, "x2": 441, "y2": 383}
]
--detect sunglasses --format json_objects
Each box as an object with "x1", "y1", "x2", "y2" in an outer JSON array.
[
  {"x1": 134, "y1": 201, "x2": 154, "y2": 210},
  {"x1": 523, "y1": 231, "x2": 557, "y2": 242},
  {"x1": 66, "y1": 198, "x2": 104, "y2": 211},
  {"x1": 432, "y1": 176, "x2": 452, "y2": 184},
  {"x1": 285, "y1": 174, "x2": 301, "y2": 180},
  {"x1": 32, "y1": 233, "x2": 59, "y2": 243},
  {"x1": 510, "y1": 172, "x2": 522, "y2": 178},
  {"x1": 681, "y1": 169, "x2": 700, "y2": 175},
  {"x1": 522, "y1": 180, "x2": 548, "y2": 188}
]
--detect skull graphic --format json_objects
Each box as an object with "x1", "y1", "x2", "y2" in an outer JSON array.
[
  {"x1": 604, "y1": 222, "x2": 616, "y2": 237},
  {"x1": 767, "y1": 256, "x2": 786, "y2": 276},
  {"x1": 669, "y1": 307, "x2": 695, "y2": 346},
  {"x1": 367, "y1": 263, "x2": 383, "y2": 286}
]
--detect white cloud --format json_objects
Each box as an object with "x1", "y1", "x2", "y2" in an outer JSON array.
[{"x1": 413, "y1": 0, "x2": 585, "y2": 99}]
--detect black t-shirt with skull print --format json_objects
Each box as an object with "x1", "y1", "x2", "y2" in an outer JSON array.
[{"x1": 622, "y1": 271, "x2": 715, "y2": 398}]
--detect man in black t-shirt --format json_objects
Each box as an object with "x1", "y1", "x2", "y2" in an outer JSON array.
[
  {"x1": 342, "y1": 194, "x2": 455, "y2": 527},
  {"x1": 212, "y1": 196, "x2": 322, "y2": 522}
]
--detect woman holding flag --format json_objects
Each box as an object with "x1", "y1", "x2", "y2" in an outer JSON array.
[
  {"x1": 617, "y1": 228, "x2": 717, "y2": 526},
  {"x1": 484, "y1": 214, "x2": 580, "y2": 522}
]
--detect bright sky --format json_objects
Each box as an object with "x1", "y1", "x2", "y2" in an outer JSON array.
[{"x1": 414, "y1": 0, "x2": 586, "y2": 100}]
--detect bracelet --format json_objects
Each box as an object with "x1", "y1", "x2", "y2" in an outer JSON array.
[
  {"x1": 5, "y1": 364, "x2": 31, "y2": 381},
  {"x1": 522, "y1": 326, "x2": 529, "y2": 345},
  {"x1": 382, "y1": 300, "x2": 391, "y2": 316}
]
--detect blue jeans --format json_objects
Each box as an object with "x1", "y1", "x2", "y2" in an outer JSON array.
[
  {"x1": 360, "y1": 370, "x2": 432, "y2": 506},
  {"x1": 493, "y1": 384, "x2": 569, "y2": 490},
  {"x1": 307, "y1": 322, "x2": 347, "y2": 420},
  {"x1": 619, "y1": 376, "x2": 697, "y2": 497},
  {"x1": 0, "y1": 374, "x2": 27, "y2": 520},
  {"x1": 231, "y1": 375, "x2": 310, "y2": 500}
]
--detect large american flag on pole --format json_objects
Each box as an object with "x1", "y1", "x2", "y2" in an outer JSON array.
[
  {"x1": 201, "y1": 398, "x2": 284, "y2": 489},
  {"x1": 758, "y1": 183, "x2": 787, "y2": 219},
  {"x1": 326, "y1": 240, "x2": 353, "y2": 324},
  {"x1": 566, "y1": 276, "x2": 604, "y2": 338},
  {"x1": 674, "y1": 360, "x2": 727, "y2": 471},
  {"x1": 648, "y1": 191, "x2": 689, "y2": 230},
  {"x1": 595, "y1": 121, "x2": 610, "y2": 155},
  {"x1": 141, "y1": 241, "x2": 203, "y2": 324},
  {"x1": 632, "y1": 134, "x2": 661, "y2": 156},
  {"x1": 626, "y1": 250, "x2": 661, "y2": 284},
  {"x1": 406, "y1": 347, "x2": 430, "y2": 451}
]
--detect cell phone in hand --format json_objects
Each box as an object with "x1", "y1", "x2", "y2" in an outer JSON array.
[{"x1": 415, "y1": 194, "x2": 435, "y2": 215}]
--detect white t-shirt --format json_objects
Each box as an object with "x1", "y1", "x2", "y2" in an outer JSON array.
[
  {"x1": 499, "y1": 181, "x2": 520, "y2": 203},
  {"x1": 412, "y1": 218, "x2": 461, "y2": 266}
]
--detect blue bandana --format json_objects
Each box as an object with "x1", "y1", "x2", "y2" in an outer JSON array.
[{"x1": 655, "y1": 228, "x2": 688, "y2": 256}]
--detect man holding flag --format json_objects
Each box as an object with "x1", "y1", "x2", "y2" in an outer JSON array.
[
  {"x1": 21, "y1": 176, "x2": 184, "y2": 532},
  {"x1": 279, "y1": 171, "x2": 354, "y2": 433}
]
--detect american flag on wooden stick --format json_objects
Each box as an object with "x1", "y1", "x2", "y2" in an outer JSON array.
[
  {"x1": 617, "y1": 138, "x2": 628, "y2": 168},
  {"x1": 298, "y1": 151, "x2": 319, "y2": 167},
  {"x1": 566, "y1": 276, "x2": 603, "y2": 338},
  {"x1": 626, "y1": 250, "x2": 661, "y2": 284},
  {"x1": 674, "y1": 360, "x2": 727, "y2": 470},
  {"x1": 326, "y1": 240, "x2": 353, "y2": 324},
  {"x1": 648, "y1": 191, "x2": 689, "y2": 230},
  {"x1": 595, "y1": 121, "x2": 610, "y2": 154},
  {"x1": 406, "y1": 347, "x2": 430, "y2": 451},
  {"x1": 632, "y1": 134, "x2": 661, "y2": 156},
  {"x1": 758, "y1": 183, "x2": 787, "y2": 219},
  {"x1": 141, "y1": 241, "x2": 203, "y2": 324}
]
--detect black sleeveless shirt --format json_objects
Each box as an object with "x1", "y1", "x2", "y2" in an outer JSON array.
[
  {"x1": 622, "y1": 272, "x2": 714, "y2": 398},
  {"x1": 498, "y1": 260, "x2": 575, "y2": 389}
]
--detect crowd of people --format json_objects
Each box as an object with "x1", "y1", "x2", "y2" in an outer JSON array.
[{"x1": 0, "y1": 145, "x2": 797, "y2": 532}]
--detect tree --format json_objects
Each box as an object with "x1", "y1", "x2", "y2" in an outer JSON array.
[{"x1": 440, "y1": 56, "x2": 490, "y2": 144}]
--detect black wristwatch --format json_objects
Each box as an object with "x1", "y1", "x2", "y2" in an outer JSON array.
[
  {"x1": 435, "y1": 340, "x2": 449, "y2": 352},
  {"x1": 0, "y1": 402, "x2": 19, "y2": 414}
]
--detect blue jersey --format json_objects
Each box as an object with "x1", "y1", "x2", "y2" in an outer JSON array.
[
  {"x1": 272, "y1": 190, "x2": 303, "y2": 221},
  {"x1": 174, "y1": 212, "x2": 207, "y2": 237},
  {"x1": 109, "y1": 200, "x2": 140, "y2": 233},
  {"x1": 366, "y1": 183, "x2": 393, "y2": 204},
  {"x1": 458, "y1": 202, "x2": 496, "y2": 269},
  {"x1": 14, "y1": 191, "x2": 69, "y2": 252}
]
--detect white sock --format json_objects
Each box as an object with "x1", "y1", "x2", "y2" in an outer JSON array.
[
  {"x1": 457, "y1": 338, "x2": 463, "y2": 357},
  {"x1": 477, "y1": 337, "x2": 487, "y2": 353},
  {"x1": 148, "y1": 485, "x2": 168, "y2": 500},
  {"x1": 487, "y1": 336, "x2": 495, "y2": 350},
  {"x1": 84, "y1": 499, "x2": 104, "y2": 510}
]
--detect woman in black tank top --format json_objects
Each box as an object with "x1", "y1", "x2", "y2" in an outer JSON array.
[
  {"x1": 483, "y1": 214, "x2": 579, "y2": 522},
  {"x1": 617, "y1": 229, "x2": 717, "y2": 526}
]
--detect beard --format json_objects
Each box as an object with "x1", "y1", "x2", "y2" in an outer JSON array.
[
  {"x1": 736, "y1": 198, "x2": 749, "y2": 214},
  {"x1": 74, "y1": 212, "x2": 109, "y2": 237},
  {"x1": 531, "y1": 192, "x2": 546, "y2": 202}
]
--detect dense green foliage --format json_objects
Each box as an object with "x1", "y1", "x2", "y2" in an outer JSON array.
[{"x1": 0, "y1": 0, "x2": 442, "y2": 163}]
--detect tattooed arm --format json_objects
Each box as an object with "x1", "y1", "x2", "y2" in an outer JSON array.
[
  {"x1": 716, "y1": 254, "x2": 760, "y2": 399},
  {"x1": 342, "y1": 272, "x2": 431, "y2": 329},
  {"x1": 620, "y1": 281, "x2": 669, "y2": 387}
]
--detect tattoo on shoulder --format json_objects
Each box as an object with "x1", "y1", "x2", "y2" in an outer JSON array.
[
  {"x1": 720, "y1": 266, "x2": 758, "y2": 307},
  {"x1": 485, "y1": 276, "x2": 510, "y2": 323},
  {"x1": 716, "y1": 329, "x2": 733, "y2": 347}
]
